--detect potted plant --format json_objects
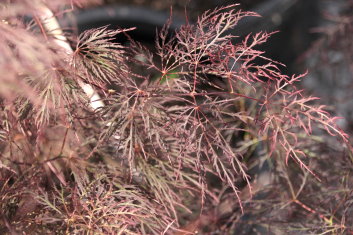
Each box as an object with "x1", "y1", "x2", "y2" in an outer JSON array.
[{"x1": 0, "y1": 0, "x2": 351, "y2": 234}]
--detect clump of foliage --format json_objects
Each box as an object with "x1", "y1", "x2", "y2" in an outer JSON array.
[{"x1": 0, "y1": 0, "x2": 352, "y2": 234}]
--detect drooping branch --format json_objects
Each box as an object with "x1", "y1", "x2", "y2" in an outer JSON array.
[{"x1": 35, "y1": 3, "x2": 105, "y2": 110}]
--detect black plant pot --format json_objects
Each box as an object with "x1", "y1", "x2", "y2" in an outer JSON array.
[
  {"x1": 61, "y1": 0, "x2": 319, "y2": 72},
  {"x1": 60, "y1": 5, "x2": 185, "y2": 44},
  {"x1": 61, "y1": 0, "x2": 299, "y2": 41}
]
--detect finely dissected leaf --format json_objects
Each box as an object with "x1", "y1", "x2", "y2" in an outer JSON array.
[
  {"x1": 34, "y1": 173, "x2": 174, "y2": 234},
  {"x1": 73, "y1": 26, "x2": 134, "y2": 87},
  {"x1": 258, "y1": 73, "x2": 349, "y2": 179}
]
